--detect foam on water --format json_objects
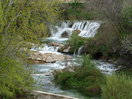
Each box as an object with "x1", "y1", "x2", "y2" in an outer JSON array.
[
  {"x1": 30, "y1": 20, "x2": 117, "y2": 99},
  {"x1": 49, "y1": 21, "x2": 100, "y2": 42},
  {"x1": 30, "y1": 44, "x2": 59, "y2": 54}
]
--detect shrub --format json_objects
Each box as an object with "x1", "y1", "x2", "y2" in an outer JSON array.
[
  {"x1": 83, "y1": 22, "x2": 121, "y2": 59},
  {"x1": 61, "y1": 2, "x2": 94, "y2": 20},
  {"x1": 0, "y1": 0, "x2": 61, "y2": 98},
  {"x1": 102, "y1": 74, "x2": 132, "y2": 99},
  {"x1": 121, "y1": 5, "x2": 132, "y2": 34},
  {"x1": 54, "y1": 55, "x2": 105, "y2": 96},
  {"x1": 0, "y1": 57, "x2": 34, "y2": 98},
  {"x1": 68, "y1": 33, "x2": 87, "y2": 54}
]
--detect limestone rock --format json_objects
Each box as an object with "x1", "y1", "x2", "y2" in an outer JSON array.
[
  {"x1": 58, "y1": 45, "x2": 71, "y2": 54},
  {"x1": 48, "y1": 42, "x2": 61, "y2": 46},
  {"x1": 63, "y1": 46, "x2": 71, "y2": 53},
  {"x1": 72, "y1": 30, "x2": 81, "y2": 34},
  {"x1": 29, "y1": 51, "x2": 72, "y2": 63}
]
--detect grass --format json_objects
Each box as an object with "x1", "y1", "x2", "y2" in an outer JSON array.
[
  {"x1": 102, "y1": 74, "x2": 132, "y2": 99},
  {"x1": 54, "y1": 56, "x2": 132, "y2": 98}
]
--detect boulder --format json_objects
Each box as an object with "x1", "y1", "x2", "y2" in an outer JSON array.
[
  {"x1": 61, "y1": 31, "x2": 69, "y2": 38},
  {"x1": 29, "y1": 51, "x2": 72, "y2": 63},
  {"x1": 72, "y1": 30, "x2": 81, "y2": 34},
  {"x1": 63, "y1": 46, "x2": 71, "y2": 53},
  {"x1": 58, "y1": 44, "x2": 71, "y2": 54},
  {"x1": 48, "y1": 42, "x2": 61, "y2": 46}
]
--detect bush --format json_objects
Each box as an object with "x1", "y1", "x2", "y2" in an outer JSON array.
[
  {"x1": 0, "y1": 0, "x2": 61, "y2": 98},
  {"x1": 121, "y1": 0, "x2": 132, "y2": 34},
  {"x1": 68, "y1": 33, "x2": 87, "y2": 54},
  {"x1": 0, "y1": 57, "x2": 34, "y2": 98},
  {"x1": 102, "y1": 74, "x2": 132, "y2": 99},
  {"x1": 54, "y1": 55, "x2": 105, "y2": 96},
  {"x1": 82, "y1": 21, "x2": 123, "y2": 60},
  {"x1": 61, "y1": 2, "x2": 94, "y2": 20}
]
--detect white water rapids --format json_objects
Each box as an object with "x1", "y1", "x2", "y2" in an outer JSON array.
[
  {"x1": 30, "y1": 21, "x2": 117, "y2": 99},
  {"x1": 48, "y1": 21, "x2": 100, "y2": 42}
]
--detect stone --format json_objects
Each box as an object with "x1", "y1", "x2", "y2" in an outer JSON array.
[
  {"x1": 29, "y1": 51, "x2": 72, "y2": 63},
  {"x1": 61, "y1": 31, "x2": 69, "y2": 38},
  {"x1": 58, "y1": 44, "x2": 71, "y2": 54},
  {"x1": 72, "y1": 30, "x2": 81, "y2": 34},
  {"x1": 48, "y1": 42, "x2": 61, "y2": 46},
  {"x1": 63, "y1": 46, "x2": 71, "y2": 53}
]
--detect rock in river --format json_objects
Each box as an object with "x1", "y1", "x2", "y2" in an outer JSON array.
[{"x1": 29, "y1": 51, "x2": 72, "y2": 63}]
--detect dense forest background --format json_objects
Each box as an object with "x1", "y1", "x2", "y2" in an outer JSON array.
[{"x1": 0, "y1": 0, "x2": 61, "y2": 98}]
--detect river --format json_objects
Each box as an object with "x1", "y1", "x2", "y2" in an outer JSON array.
[{"x1": 29, "y1": 21, "x2": 117, "y2": 99}]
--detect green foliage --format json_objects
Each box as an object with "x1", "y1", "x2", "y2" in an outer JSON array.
[
  {"x1": 0, "y1": 0, "x2": 60, "y2": 42},
  {"x1": 0, "y1": 0, "x2": 61, "y2": 98},
  {"x1": 121, "y1": 5, "x2": 132, "y2": 34},
  {"x1": 0, "y1": 57, "x2": 34, "y2": 98},
  {"x1": 0, "y1": 0, "x2": 61, "y2": 57},
  {"x1": 102, "y1": 74, "x2": 132, "y2": 99},
  {"x1": 83, "y1": 22, "x2": 122, "y2": 59},
  {"x1": 118, "y1": 68, "x2": 132, "y2": 76},
  {"x1": 65, "y1": 8, "x2": 94, "y2": 20},
  {"x1": 62, "y1": 2, "x2": 94, "y2": 20},
  {"x1": 54, "y1": 55, "x2": 105, "y2": 96},
  {"x1": 68, "y1": 33, "x2": 87, "y2": 53}
]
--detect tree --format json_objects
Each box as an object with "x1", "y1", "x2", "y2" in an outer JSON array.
[
  {"x1": 0, "y1": 0, "x2": 61, "y2": 98},
  {"x1": 0, "y1": 0, "x2": 61, "y2": 57},
  {"x1": 85, "y1": 0, "x2": 132, "y2": 35}
]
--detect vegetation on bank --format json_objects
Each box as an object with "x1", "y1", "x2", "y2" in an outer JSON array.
[
  {"x1": 54, "y1": 55, "x2": 132, "y2": 98},
  {"x1": 83, "y1": 0, "x2": 132, "y2": 60},
  {"x1": 68, "y1": 33, "x2": 88, "y2": 54},
  {"x1": 54, "y1": 1, "x2": 132, "y2": 98},
  {"x1": 62, "y1": 0, "x2": 132, "y2": 67},
  {"x1": 54, "y1": 55, "x2": 106, "y2": 96},
  {"x1": 0, "y1": 0, "x2": 60, "y2": 98},
  {"x1": 61, "y1": 2, "x2": 94, "y2": 20},
  {"x1": 102, "y1": 74, "x2": 132, "y2": 99},
  {"x1": 0, "y1": 57, "x2": 33, "y2": 99}
]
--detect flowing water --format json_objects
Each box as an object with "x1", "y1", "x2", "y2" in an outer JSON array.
[
  {"x1": 48, "y1": 21, "x2": 101, "y2": 42},
  {"x1": 30, "y1": 21, "x2": 117, "y2": 99}
]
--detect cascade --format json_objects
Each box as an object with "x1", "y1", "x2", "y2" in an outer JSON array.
[
  {"x1": 78, "y1": 46, "x2": 84, "y2": 55},
  {"x1": 48, "y1": 21, "x2": 101, "y2": 42},
  {"x1": 30, "y1": 20, "x2": 117, "y2": 98},
  {"x1": 30, "y1": 44, "x2": 59, "y2": 53}
]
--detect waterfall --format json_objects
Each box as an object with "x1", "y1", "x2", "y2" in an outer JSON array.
[
  {"x1": 30, "y1": 20, "x2": 117, "y2": 98},
  {"x1": 78, "y1": 46, "x2": 84, "y2": 55},
  {"x1": 49, "y1": 21, "x2": 101, "y2": 42}
]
